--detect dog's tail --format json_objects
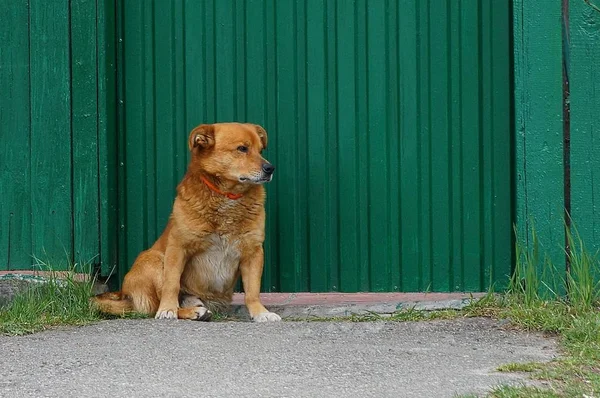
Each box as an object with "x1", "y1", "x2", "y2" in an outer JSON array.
[{"x1": 92, "y1": 291, "x2": 134, "y2": 315}]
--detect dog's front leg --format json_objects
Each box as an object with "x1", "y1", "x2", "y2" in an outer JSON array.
[
  {"x1": 240, "y1": 246, "x2": 281, "y2": 322},
  {"x1": 155, "y1": 244, "x2": 185, "y2": 319}
]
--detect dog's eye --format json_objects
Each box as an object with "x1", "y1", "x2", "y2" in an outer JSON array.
[{"x1": 237, "y1": 146, "x2": 248, "y2": 153}]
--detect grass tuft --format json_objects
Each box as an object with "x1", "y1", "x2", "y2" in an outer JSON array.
[
  {"x1": 476, "y1": 222, "x2": 600, "y2": 397},
  {"x1": 0, "y1": 261, "x2": 102, "y2": 336}
]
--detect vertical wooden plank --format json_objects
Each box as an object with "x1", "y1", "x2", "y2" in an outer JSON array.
[
  {"x1": 71, "y1": 0, "x2": 99, "y2": 270},
  {"x1": 569, "y1": 0, "x2": 600, "y2": 249},
  {"x1": 398, "y1": 0, "x2": 420, "y2": 292},
  {"x1": 0, "y1": 0, "x2": 32, "y2": 270},
  {"x1": 98, "y1": 0, "x2": 119, "y2": 277},
  {"x1": 514, "y1": 0, "x2": 565, "y2": 279},
  {"x1": 429, "y1": 0, "x2": 451, "y2": 292},
  {"x1": 30, "y1": 0, "x2": 73, "y2": 267}
]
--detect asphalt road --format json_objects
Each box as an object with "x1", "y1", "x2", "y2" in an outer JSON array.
[{"x1": 0, "y1": 317, "x2": 556, "y2": 398}]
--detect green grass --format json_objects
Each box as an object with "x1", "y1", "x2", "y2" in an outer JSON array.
[
  {"x1": 0, "y1": 265, "x2": 102, "y2": 336},
  {"x1": 464, "y1": 223, "x2": 600, "y2": 398}
]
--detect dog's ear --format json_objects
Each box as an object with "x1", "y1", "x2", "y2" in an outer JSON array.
[
  {"x1": 254, "y1": 125, "x2": 268, "y2": 150},
  {"x1": 188, "y1": 124, "x2": 215, "y2": 151}
]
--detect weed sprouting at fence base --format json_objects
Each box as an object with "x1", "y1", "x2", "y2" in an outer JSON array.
[
  {"x1": 510, "y1": 222, "x2": 600, "y2": 310},
  {"x1": 0, "y1": 259, "x2": 102, "y2": 336}
]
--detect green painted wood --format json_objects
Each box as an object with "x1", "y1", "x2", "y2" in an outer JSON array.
[
  {"x1": 118, "y1": 0, "x2": 512, "y2": 292},
  {"x1": 71, "y1": 0, "x2": 99, "y2": 271},
  {"x1": 29, "y1": 0, "x2": 74, "y2": 266},
  {"x1": 569, "y1": 0, "x2": 600, "y2": 251},
  {"x1": 2, "y1": 0, "x2": 104, "y2": 272},
  {"x1": 513, "y1": 0, "x2": 565, "y2": 284},
  {"x1": 0, "y1": 0, "x2": 32, "y2": 270},
  {"x1": 98, "y1": 0, "x2": 119, "y2": 277}
]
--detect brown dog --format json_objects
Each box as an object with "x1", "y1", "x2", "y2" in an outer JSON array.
[{"x1": 94, "y1": 123, "x2": 281, "y2": 322}]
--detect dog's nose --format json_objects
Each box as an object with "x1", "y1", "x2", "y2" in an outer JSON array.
[{"x1": 262, "y1": 163, "x2": 275, "y2": 175}]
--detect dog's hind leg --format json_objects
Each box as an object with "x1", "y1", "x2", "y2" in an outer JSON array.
[{"x1": 177, "y1": 294, "x2": 212, "y2": 321}]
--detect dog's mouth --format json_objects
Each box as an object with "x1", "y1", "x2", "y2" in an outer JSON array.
[{"x1": 238, "y1": 174, "x2": 273, "y2": 184}]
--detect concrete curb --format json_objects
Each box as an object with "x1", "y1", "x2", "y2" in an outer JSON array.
[
  {"x1": 230, "y1": 292, "x2": 486, "y2": 319},
  {"x1": 0, "y1": 272, "x2": 485, "y2": 319}
]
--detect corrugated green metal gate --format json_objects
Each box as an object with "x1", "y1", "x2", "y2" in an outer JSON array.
[{"x1": 117, "y1": 0, "x2": 511, "y2": 292}]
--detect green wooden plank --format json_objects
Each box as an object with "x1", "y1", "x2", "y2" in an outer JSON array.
[
  {"x1": 460, "y1": 0, "x2": 483, "y2": 291},
  {"x1": 336, "y1": 0, "x2": 359, "y2": 292},
  {"x1": 569, "y1": 0, "x2": 600, "y2": 250},
  {"x1": 491, "y1": 0, "x2": 512, "y2": 289},
  {"x1": 71, "y1": 0, "x2": 99, "y2": 271},
  {"x1": 429, "y1": 0, "x2": 451, "y2": 292},
  {"x1": 30, "y1": 0, "x2": 73, "y2": 267},
  {"x1": 0, "y1": 0, "x2": 32, "y2": 270},
  {"x1": 513, "y1": 0, "x2": 565, "y2": 284},
  {"x1": 98, "y1": 0, "x2": 119, "y2": 277},
  {"x1": 398, "y1": 0, "x2": 420, "y2": 292}
]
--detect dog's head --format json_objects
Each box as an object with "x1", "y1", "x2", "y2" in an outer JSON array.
[{"x1": 187, "y1": 123, "x2": 274, "y2": 184}]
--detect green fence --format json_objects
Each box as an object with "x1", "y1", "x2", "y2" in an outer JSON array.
[
  {"x1": 0, "y1": 0, "x2": 117, "y2": 273},
  {"x1": 514, "y1": 0, "x2": 600, "y2": 284},
  {"x1": 117, "y1": 0, "x2": 512, "y2": 292}
]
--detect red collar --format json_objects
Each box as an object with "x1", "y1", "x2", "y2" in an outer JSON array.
[{"x1": 200, "y1": 175, "x2": 243, "y2": 200}]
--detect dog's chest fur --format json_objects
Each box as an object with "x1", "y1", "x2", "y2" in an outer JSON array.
[{"x1": 187, "y1": 233, "x2": 241, "y2": 292}]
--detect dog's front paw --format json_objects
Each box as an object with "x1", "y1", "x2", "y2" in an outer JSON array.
[
  {"x1": 252, "y1": 311, "x2": 282, "y2": 322},
  {"x1": 155, "y1": 307, "x2": 178, "y2": 320}
]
